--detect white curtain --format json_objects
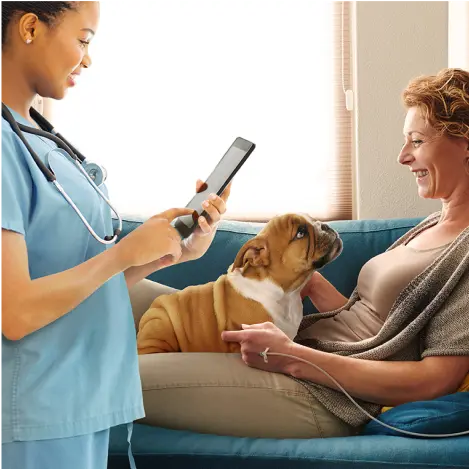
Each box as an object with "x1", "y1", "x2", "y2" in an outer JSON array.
[{"x1": 52, "y1": 0, "x2": 336, "y2": 220}]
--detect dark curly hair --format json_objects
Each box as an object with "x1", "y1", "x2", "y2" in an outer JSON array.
[
  {"x1": 2, "y1": 1, "x2": 77, "y2": 46},
  {"x1": 403, "y1": 68, "x2": 469, "y2": 140}
]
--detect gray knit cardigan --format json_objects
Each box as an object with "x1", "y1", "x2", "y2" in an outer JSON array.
[{"x1": 294, "y1": 212, "x2": 469, "y2": 427}]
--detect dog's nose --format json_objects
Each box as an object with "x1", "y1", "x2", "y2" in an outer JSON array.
[{"x1": 320, "y1": 223, "x2": 330, "y2": 232}]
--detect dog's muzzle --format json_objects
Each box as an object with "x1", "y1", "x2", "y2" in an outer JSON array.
[{"x1": 312, "y1": 235, "x2": 343, "y2": 269}]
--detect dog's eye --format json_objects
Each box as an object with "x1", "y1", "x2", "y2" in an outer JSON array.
[{"x1": 296, "y1": 225, "x2": 308, "y2": 239}]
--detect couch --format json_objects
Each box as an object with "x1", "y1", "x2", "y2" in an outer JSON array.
[{"x1": 108, "y1": 216, "x2": 469, "y2": 469}]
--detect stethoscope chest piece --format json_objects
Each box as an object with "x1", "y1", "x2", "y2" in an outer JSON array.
[{"x1": 82, "y1": 161, "x2": 107, "y2": 187}]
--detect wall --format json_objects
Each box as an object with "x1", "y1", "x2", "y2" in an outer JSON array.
[
  {"x1": 353, "y1": 1, "x2": 448, "y2": 220},
  {"x1": 448, "y1": 1, "x2": 469, "y2": 69}
]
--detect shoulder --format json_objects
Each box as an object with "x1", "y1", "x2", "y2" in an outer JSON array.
[
  {"x1": 2, "y1": 117, "x2": 25, "y2": 157},
  {"x1": 2, "y1": 117, "x2": 31, "y2": 172}
]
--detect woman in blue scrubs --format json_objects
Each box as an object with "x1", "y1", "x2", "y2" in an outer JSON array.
[{"x1": 1, "y1": 3, "x2": 230, "y2": 468}]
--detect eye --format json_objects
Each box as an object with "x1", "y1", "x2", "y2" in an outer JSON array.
[
  {"x1": 78, "y1": 39, "x2": 89, "y2": 48},
  {"x1": 295, "y1": 225, "x2": 308, "y2": 239},
  {"x1": 412, "y1": 140, "x2": 423, "y2": 147}
]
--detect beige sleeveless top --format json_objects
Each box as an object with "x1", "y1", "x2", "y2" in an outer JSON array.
[{"x1": 309, "y1": 242, "x2": 449, "y2": 342}]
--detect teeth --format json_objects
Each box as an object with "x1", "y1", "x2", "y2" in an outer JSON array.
[{"x1": 415, "y1": 170, "x2": 428, "y2": 178}]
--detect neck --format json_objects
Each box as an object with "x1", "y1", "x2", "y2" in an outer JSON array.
[
  {"x1": 2, "y1": 53, "x2": 36, "y2": 119},
  {"x1": 440, "y1": 191, "x2": 469, "y2": 227}
]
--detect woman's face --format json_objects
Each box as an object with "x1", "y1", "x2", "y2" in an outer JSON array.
[
  {"x1": 22, "y1": 2, "x2": 100, "y2": 99},
  {"x1": 398, "y1": 106, "x2": 469, "y2": 201}
]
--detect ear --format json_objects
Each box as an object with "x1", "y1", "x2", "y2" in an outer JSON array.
[
  {"x1": 231, "y1": 237, "x2": 270, "y2": 271},
  {"x1": 18, "y1": 13, "x2": 41, "y2": 43}
]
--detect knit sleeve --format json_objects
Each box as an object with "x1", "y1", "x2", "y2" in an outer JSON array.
[{"x1": 421, "y1": 269, "x2": 469, "y2": 357}]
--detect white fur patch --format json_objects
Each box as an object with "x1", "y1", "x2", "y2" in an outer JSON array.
[{"x1": 227, "y1": 269, "x2": 307, "y2": 339}]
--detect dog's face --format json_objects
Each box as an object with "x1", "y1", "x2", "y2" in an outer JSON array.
[{"x1": 230, "y1": 213, "x2": 342, "y2": 292}]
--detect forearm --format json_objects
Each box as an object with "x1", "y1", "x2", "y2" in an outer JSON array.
[
  {"x1": 286, "y1": 343, "x2": 437, "y2": 406},
  {"x1": 3, "y1": 247, "x2": 127, "y2": 340},
  {"x1": 124, "y1": 260, "x2": 162, "y2": 289},
  {"x1": 303, "y1": 272, "x2": 348, "y2": 312}
]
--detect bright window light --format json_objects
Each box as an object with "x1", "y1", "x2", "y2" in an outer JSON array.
[{"x1": 52, "y1": 0, "x2": 334, "y2": 220}]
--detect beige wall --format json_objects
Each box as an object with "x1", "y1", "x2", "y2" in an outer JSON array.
[
  {"x1": 353, "y1": 1, "x2": 448, "y2": 220},
  {"x1": 448, "y1": 1, "x2": 469, "y2": 69}
]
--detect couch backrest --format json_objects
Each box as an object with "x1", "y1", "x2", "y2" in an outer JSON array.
[{"x1": 118, "y1": 217, "x2": 423, "y2": 314}]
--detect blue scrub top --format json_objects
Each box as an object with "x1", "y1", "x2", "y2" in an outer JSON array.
[{"x1": 1, "y1": 108, "x2": 144, "y2": 443}]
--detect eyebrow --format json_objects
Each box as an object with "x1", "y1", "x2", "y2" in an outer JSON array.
[
  {"x1": 81, "y1": 28, "x2": 95, "y2": 36},
  {"x1": 405, "y1": 130, "x2": 425, "y2": 136}
]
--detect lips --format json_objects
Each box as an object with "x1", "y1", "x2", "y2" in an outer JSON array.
[{"x1": 67, "y1": 74, "x2": 80, "y2": 87}]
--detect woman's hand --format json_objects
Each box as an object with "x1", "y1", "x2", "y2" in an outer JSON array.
[
  {"x1": 221, "y1": 322, "x2": 298, "y2": 374},
  {"x1": 181, "y1": 179, "x2": 232, "y2": 261},
  {"x1": 116, "y1": 207, "x2": 194, "y2": 268}
]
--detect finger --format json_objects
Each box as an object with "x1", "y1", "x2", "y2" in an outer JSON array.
[
  {"x1": 201, "y1": 201, "x2": 222, "y2": 224},
  {"x1": 242, "y1": 322, "x2": 275, "y2": 330},
  {"x1": 157, "y1": 254, "x2": 175, "y2": 268},
  {"x1": 196, "y1": 216, "x2": 212, "y2": 235},
  {"x1": 168, "y1": 238, "x2": 183, "y2": 255},
  {"x1": 204, "y1": 194, "x2": 227, "y2": 217},
  {"x1": 168, "y1": 225, "x2": 184, "y2": 242},
  {"x1": 221, "y1": 330, "x2": 246, "y2": 342},
  {"x1": 196, "y1": 180, "x2": 208, "y2": 194},
  {"x1": 221, "y1": 182, "x2": 232, "y2": 202},
  {"x1": 159, "y1": 207, "x2": 195, "y2": 222}
]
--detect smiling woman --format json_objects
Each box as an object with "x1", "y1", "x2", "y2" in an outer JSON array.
[
  {"x1": 1, "y1": 2, "x2": 99, "y2": 103},
  {"x1": 1, "y1": 2, "x2": 224, "y2": 469}
]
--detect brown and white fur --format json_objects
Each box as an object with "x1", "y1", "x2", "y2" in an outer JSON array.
[{"x1": 137, "y1": 213, "x2": 342, "y2": 354}]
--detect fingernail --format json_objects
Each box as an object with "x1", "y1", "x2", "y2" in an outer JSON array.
[
  {"x1": 203, "y1": 201, "x2": 209, "y2": 208},
  {"x1": 209, "y1": 193, "x2": 217, "y2": 200}
]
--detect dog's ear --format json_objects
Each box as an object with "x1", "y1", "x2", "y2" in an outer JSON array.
[{"x1": 231, "y1": 237, "x2": 270, "y2": 271}]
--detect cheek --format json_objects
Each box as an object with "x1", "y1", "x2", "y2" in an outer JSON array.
[
  {"x1": 282, "y1": 241, "x2": 308, "y2": 265},
  {"x1": 48, "y1": 36, "x2": 83, "y2": 75}
]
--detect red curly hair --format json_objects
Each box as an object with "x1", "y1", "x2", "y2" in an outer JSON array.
[{"x1": 403, "y1": 68, "x2": 469, "y2": 140}]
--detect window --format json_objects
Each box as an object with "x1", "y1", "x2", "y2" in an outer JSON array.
[{"x1": 51, "y1": 1, "x2": 352, "y2": 221}]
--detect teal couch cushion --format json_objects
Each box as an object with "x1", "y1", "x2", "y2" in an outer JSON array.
[
  {"x1": 363, "y1": 392, "x2": 469, "y2": 438},
  {"x1": 119, "y1": 217, "x2": 424, "y2": 314},
  {"x1": 109, "y1": 423, "x2": 469, "y2": 469}
]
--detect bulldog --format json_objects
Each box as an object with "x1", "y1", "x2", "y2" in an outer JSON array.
[{"x1": 137, "y1": 213, "x2": 342, "y2": 354}]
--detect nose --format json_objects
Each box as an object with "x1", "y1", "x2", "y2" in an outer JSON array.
[
  {"x1": 82, "y1": 52, "x2": 92, "y2": 69},
  {"x1": 320, "y1": 223, "x2": 330, "y2": 232},
  {"x1": 398, "y1": 142, "x2": 414, "y2": 166}
]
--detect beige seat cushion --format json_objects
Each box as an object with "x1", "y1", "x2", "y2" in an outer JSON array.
[{"x1": 128, "y1": 279, "x2": 177, "y2": 332}]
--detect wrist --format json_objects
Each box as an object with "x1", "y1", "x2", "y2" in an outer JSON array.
[
  {"x1": 283, "y1": 342, "x2": 306, "y2": 378},
  {"x1": 111, "y1": 242, "x2": 132, "y2": 272},
  {"x1": 301, "y1": 271, "x2": 320, "y2": 299}
]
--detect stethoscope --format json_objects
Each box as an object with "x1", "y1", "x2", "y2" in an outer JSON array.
[{"x1": 1, "y1": 103, "x2": 122, "y2": 244}]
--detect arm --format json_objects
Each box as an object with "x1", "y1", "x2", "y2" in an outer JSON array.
[
  {"x1": 222, "y1": 323, "x2": 469, "y2": 407},
  {"x1": 2, "y1": 229, "x2": 128, "y2": 341},
  {"x1": 301, "y1": 271, "x2": 348, "y2": 312},
  {"x1": 286, "y1": 343, "x2": 469, "y2": 406}
]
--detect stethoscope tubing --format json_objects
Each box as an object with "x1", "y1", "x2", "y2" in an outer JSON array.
[{"x1": 1, "y1": 103, "x2": 122, "y2": 244}]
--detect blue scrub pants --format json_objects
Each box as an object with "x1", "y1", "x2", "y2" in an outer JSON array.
[{"x1": 2, "y1": 429, "x2": 110, "y2": 469}]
